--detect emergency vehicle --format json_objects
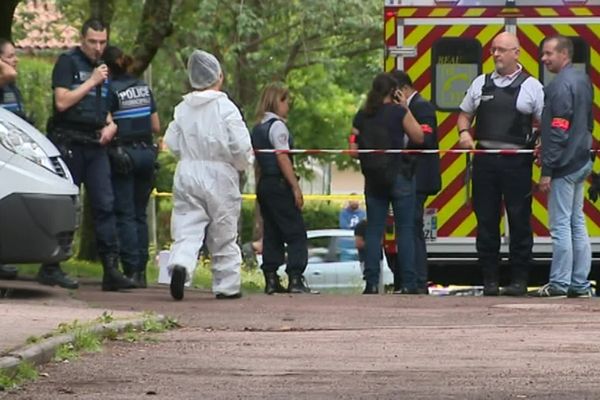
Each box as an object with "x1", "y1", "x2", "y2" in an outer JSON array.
[{"x1": 383, "y1": 0, "x2": 600, "y2": 278}]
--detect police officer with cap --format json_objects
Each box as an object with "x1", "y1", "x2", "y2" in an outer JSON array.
[
  {"x1": 457, "y1": 32, "x2": 544, "y2": 296},
  {"x1": 44, "y1": 19, "x2": 134, "y2": 291},
  {"x1": 104, "y1": 45, "x2": 160, "y2": 288}
]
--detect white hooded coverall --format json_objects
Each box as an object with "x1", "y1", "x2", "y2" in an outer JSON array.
[{"x1": 164, "y1": 90, "x2": 253, "y2": 296}]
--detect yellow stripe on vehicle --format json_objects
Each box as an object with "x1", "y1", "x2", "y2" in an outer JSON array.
[
  {"x1": 464, "y1": 8, "x2": 485, "y2": 17},
  {"x1": 571, "y1": 7, "x2": 593, "y2": 16},
  {"x1": 385, "y1": 56, "x2": 396, "y2": 72},
  {"x1": 397, "y1": 8, "x2": 417, "y2": 17},
  {"x1": 534, "y1": 8, "x2": 559, "y2": 17},
  {"x1": 404, "y1": 25, "x2": 434, "y2": 47},
  {"x1": 385, "y1": 17, "x2": 396, "y2": 42},
  {"x1": 429, "y1": 8, "x2": 452, "y2": 17}
]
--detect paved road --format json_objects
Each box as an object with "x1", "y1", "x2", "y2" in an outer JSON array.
[{"x1": 2, "y1": 282, "x2": 600, "y2": 399}]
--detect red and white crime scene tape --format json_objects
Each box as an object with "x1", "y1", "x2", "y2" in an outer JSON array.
[{"x1": 253, "y1": 148, "x2": 539, "y2": 154}]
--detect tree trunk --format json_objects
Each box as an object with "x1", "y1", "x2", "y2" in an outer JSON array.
[
  {"x1": 0, "y1": 0, "x2": 20, "y2": 41},
  {"x1": 89, "y1": 0, "x2": 115, "y2": 25},
  {"x1": 130, "y1": 0, "x2": 175, "y2": 77}
]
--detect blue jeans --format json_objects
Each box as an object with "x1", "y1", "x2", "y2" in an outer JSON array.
[
  {"x1": 414, "y1": 193, "x2": 428, "y2": 289},
  {"x1": 364, "y1": 174, "x2": 416, "y2": 288},
  {"x1": 548, "y1": 160, "x2": 593, "y2": 292},
  {"x1": 112, "y1": 146, "x2": 156, "y2": 273}
]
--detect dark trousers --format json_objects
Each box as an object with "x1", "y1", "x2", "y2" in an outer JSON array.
[
  {"x1": 257, "y1": 176, "x2": 307, "y2": 276},
  {"x1": 414, "y1": 193, "x2": 428, "y2": 289},
  {"x1": 111, "y1": 146, "x2": 155, "y2": 273},
  {"x1": 62, "y1": 143, "x2": 119, "y2": 257},
  {"x1": 472, "y1": 153, "x2": 533, "y2": 282}
]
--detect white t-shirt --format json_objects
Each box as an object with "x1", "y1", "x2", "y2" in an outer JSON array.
[
  {"x1": 460, "y1": 65, "x2": 544, "y2": 148},
  {"x1": 262, "y1": 111, "x2": 290, "y2": 150}
]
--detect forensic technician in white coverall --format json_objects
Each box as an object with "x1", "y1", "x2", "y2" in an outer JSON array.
[{"x1": 164, "y1": 49, "x2": 253, "y2": 301}]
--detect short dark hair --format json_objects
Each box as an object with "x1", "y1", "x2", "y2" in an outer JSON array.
[
  {"x1": 0, "y1": 38, "x2": 14, "y2": 56},
  {"x1": 391, "y1": 70, "x2": 413, "y2": 89},
  {"x1": 81, "y1": 18, "x2": 108, "y2": 37},
  {"x1": 546, "y1": 35, "x2": 574, "y2": 59}
]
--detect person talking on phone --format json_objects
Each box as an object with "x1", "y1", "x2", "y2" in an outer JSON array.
[
  {"x1": 350, "y1": 73, "x2": 424, "y2": 294},
  {"x1": 43, "y1": 19, "x2": 135, "y2": 291}
]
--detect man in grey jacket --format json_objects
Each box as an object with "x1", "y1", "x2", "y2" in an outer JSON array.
[{"x1": 536, "y1": 35, "x2": 594, "y2": 298}]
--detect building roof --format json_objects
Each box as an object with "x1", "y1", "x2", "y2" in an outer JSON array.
[{"x1": 13, "y1": 1, "x2": 79, "y2": 51}]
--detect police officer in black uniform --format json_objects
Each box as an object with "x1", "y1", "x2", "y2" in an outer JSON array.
[
  {"x1": 44, "y1": 19, "x2": 134, "y2": 291},
  {"x1": 0, "y1": 38, "x2": 23, "y2": 280},
  {"x1": 104, "y1": 46, "x2": 160, "y2": 288},
  {"x1": 457, "y1": 32, "x2": 544, "y2": 296},
  {"x1": 393, "y1": 71, "x2": 441, "y2": 294},
  {"x1": 251, "y1": 82, "x2": 316, "y2": 295}
]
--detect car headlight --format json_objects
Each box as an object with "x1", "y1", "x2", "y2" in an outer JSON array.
[{"x1": 0, "y1": 119, "x2": 55, "y2": 172}]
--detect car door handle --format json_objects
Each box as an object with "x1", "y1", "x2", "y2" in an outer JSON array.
[{"x1": 312, "y1": 271, "x2": 322, "y2": 275}]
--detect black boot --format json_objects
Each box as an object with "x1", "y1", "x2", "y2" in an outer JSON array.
[
  {"x1": 170, "y1": 265, "x2": 186, "y2": 301},
  {"x1": 363, "y1": 282, "x2": 378, "y2": 295},
  {"x1": 288, "y1": 275, "x2": 319, "y2": 294},
  {"x1": 501, "y1": 281, "x2": 527, "y2": 296},
  {"x1": 130, "y1": 271, "x2": 147, "y2": 289},
  {"x1": 0, "y1": 264, "x2": 18, "y2": 280},
  {"x1": 38, "y1": 263, "x2": 79, "y2": 289},
  {"x1": 101, "y1": 254, "x2": 136, "y2": 291},
  {"x1": 482, "y1": 267, "x2": 499, "y2": 296},
  {"x1": 264, "y1": 271, "x2": 286, "y2": 295}
]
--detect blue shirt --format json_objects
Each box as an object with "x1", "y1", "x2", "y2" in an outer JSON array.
[{"x1": 339, "y1": 207, "x2": 366, "y2": 229}]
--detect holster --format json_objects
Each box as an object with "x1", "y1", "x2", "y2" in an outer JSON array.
[{"x1": 107, "y1": 145, "x2": 134, "y2": 175}]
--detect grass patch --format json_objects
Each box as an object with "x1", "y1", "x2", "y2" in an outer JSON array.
[
  {"x1": 0, "y1": 362, "x2": 38, "y2": 392},
  {"x1": 14, "y1": 256, "x2": 265, "y2": 293}
]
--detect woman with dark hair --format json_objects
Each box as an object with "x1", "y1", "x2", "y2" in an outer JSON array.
[
  {"x1": 350, "y1": 72, "x2": 424, "y2": 294},
  {"x1": 104, "y1": 45, "x2": 160, "y2": 288},
  {"x1": 0, "y1": 39, "x2": 25, "y2": 119}
]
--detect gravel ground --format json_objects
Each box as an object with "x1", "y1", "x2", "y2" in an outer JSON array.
[{"x1": 2, "y1": 284, "x2": 600, "y2": 399}]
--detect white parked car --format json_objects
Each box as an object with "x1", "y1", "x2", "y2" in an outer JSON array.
[
  {"x1": 274, "y1": 229, "x2": 394, "y2": 291},
  {"x1": 0, "y1": 108, "x2": 79, "y2": 264}
]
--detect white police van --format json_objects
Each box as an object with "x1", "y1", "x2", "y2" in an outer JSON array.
[{"x1": 0, "y1": 108, "x2": 78, "y2": 264}]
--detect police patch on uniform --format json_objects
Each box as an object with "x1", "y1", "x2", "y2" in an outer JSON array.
[{"x1": 276, "y1": 133, "x2": 288, "y2": 146}]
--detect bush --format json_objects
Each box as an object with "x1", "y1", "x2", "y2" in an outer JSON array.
[{"x1": 17, "y1": 55, "x2": 55, "y2": 131}]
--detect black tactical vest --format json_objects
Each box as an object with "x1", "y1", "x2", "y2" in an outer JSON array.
[
  {"x1": 53, "y1": 48, "x2": 109, "y2": 133},
  {"x1": 110, "y1": 75, "x2": 153, "y2": 143},
  {"x1": 475, "y1": 72, "x2": 533, "y2": 146},
  {"x1": 251, "y1": 118, "x2": 294, "y2": 177},
  {"x1": 0, "y1": 83, "x2": 25, "y2": 119}
]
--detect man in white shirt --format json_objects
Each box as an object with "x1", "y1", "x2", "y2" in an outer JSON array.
[{"x1": 457, "y1": 32, "x2": 544, "y2": 297}]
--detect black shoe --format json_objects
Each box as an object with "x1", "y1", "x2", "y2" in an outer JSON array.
[
  {"x1": 216, "y1": 292, "x2": 242, "y2": 300},
  {"x1": 37, "y1": 265, "x2": 79, "y2": 289},
  {"x1": 288, "y1": 275, "x2": 319, "y2": 294},
  {"x1": 483, "y1": 282, "x2": 499, "y2": 296},
  {"x1": 501, "y1": 282, "x2": 527, "y2": 296},
  {"x1": 100, "y1": 254, "x2": 137, "y2": 291},
  {"x1": 0, "y1": 264, "x2": 18, "y2": 280},
  {"x1": 170, "y1": 265, "x2": 186, "y2": 301},
  {"x1": 363, "y1": 283, "x2": 378, "y2": 295},
  {"x1": 264, "y1": 272, "x2": 286, "y2": 295},
  {"x1": 129, "y1": 271, "x2": 147, "y2": 289}
]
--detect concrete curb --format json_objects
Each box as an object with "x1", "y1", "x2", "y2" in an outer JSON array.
[{"x1": 0, "y1": 314, "x2": 168, "y2": 374}]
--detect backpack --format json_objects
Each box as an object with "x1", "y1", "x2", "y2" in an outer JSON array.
[{"x1": 356, "y1": 110, "x2": 398, "y2": 189}]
